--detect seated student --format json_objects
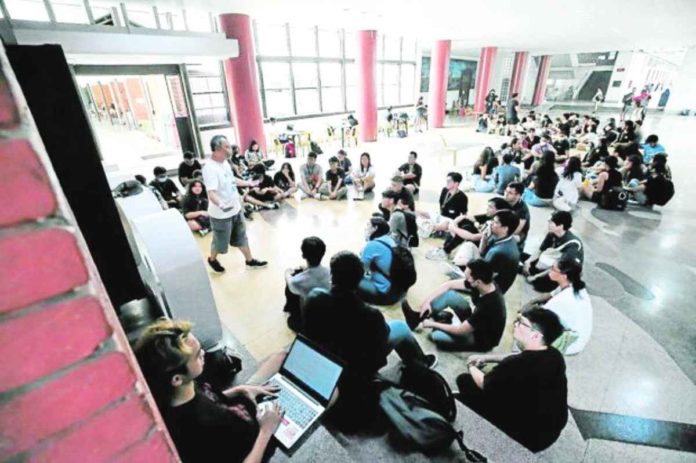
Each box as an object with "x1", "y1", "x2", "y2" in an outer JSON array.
[
  {"x1": 419, "y1": 172, "x2": 469, "y2": 240},
  {"x1": 352, "y1": 152, "x2": 376, "y2": 200},
  {"x1": 398, "y1": 151, "x2": 423, "y2": 194},
  {"x1": 472, "y1": 147, "x2": 499, "y2": 192},
  {"x1": 134, "y1": 319, "x2": 284, "y2": 463},
  {"x1": 319, "y1": 156, "x2": 348, "y2": 200},
  {"x1": 247, "y1": 164, "x2": 283, "y2": 209},
  {"x1": 244, "y1": 139, "x2": 274, "y2": 170},
  {"x1": 302, "y1": 251, "x2": 436, "y2": 428},
  {"x1": 182, "y1": 180, "x2": 210, "y2": 235},
  {"x1": 136, "y1": 174, "x2": 169, "y2": 210},
  {"x1": 273, "y1": 162, "x2": 299, "y2": 199},
  {"x1": 380, "y1": 190, "x2": 408, "y2": 245},
  {"x1": 522, "y1": 150, "x2": 559, "y2": 207},
  {"x1": 477, "y1": 210, "x2": 521, "y2": 294},
  {"x1": 523, "y1": 258, "x2": 592, "y2": 355},
  {"x1": 150, "y1": 166, "x2": 182, "y2": 209},
  {"x1": 494, "y1": 152, "x2": 521, "y2": 195},
  {"x1": 229, "y1": 144, "x2": 248, "y2": 179},
  {"x1": 581, "y1": 155, "x2": 622, "y2": 202},
  {"x1": 357, "y1": 216, "x2": 406, "y2": 305},
  {"x1": 504, "y1": 182, "x2": 531, "y2": 252},
  {"x1": 284, "y1": 236, "x2": 331, "y2": 331},
  {"x1": 298, "y1": 152, "x2": 323, "y2": 199},
  {"x1": 457, "y1": 308, "x2": 568, "y2": 452},
  {"x1": 582, "y1": 136, "x2": 610, "y2": 168},
  {"x1": 336, "y1": 149, "x2": 353, "y2": 184},
  {"x1": 640, "y1": 134, "x2": 666, "y2": 164},
  {"x1": 624, "y1": 153, "x2": 672, "y2": 206},
  {"x1": 523, "y1": 211, "x2": 583, "y2": 292},
  {"x1": 178, "y1": 151, "x2": 202, "y2": 187},
  {"x1": 401, "y1": 259, "x2": 506, "y2": 352},
  {"x1": 621, "y1": 154, "x2": 646, "y2": 186},
  {"x1": 520, "y1": 128, "x2": 541, "y2": 152},
  {"x1": 553, "y1": 157, "x2": 583, "y2": 212},
  {"x1": 427, "y1": 197, "x2": 510, "y2": 261},
  {"x1": 388, "y1": 175, "x2": 416, "y2": 211},
  {"x1": 552, "y1": 132, "x2": 571, "y2": 163}
]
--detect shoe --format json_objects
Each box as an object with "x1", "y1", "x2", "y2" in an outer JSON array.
[
  {"x1": 207, "y1": 258, "x2": 225, "y2": 273},
  {"x1": 272, "y1": 202, "x2": 280, "y2": 209},
  {"x1": 353, "y1": 190, "x2": 365, "y2": 201},
  {"x1": 246, "y1": 259, "x2": 268, "y2": 269},
  {"x1": 318, "y1": 194, "x2": 327, "y2": 201},
  {"x1": 198, "y1": 229, "x2": 210, "y2": 237},
  {"x1": 424, "y1": 354, "x2": 438, "y2": 369},
  {"x1": 401, "y1": 300, "x2": 423, "y2": 331},
  {"x1": 243, "y1": 210, "x2": 254, "y2": 220},
  {"x1": 443, "y1": 263, "x2": 465, "y2": 279},
  {"x1": 432, "y1": 310, "x2": 454, "y2": 324},
  {"x1": 426, "y1": 248, "x2": 448, "y2": 261}
]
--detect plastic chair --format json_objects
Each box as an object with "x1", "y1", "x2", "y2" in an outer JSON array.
[{"x1": 440, "y1": 136, "x2": 459, "y2": 166}]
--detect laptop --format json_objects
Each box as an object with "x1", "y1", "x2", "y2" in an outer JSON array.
[{"x1": 262, "y1": 335, "x2": 343, "y2": 449}]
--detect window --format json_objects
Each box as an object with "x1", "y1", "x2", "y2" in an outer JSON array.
[
  {"x1": 320, "y1": 63, "x2": 342, "y2": 87},
  {"x1": 256, "y1": 23, "x2": 288, "y2": 56},
  {"x1": 401, "y1": 64, "x2": 416, "y2": 103},
  {"x1": 402, "y1": 37, "x2": 417, "y2": 61},
  {"x1": 265, "y1": 90, "x2": 294, "y2": 117},
  {"x1": 6, "y1": 0, "x2": 50, "y2": 21},
  {"x1": 187, "y1": 62, "x2": 230, "y2": 127},
  {"x1": 52, "y1": 0, "x2": 90, "y2": 24},
  {"x1": 290, "y1": 27, "x2": 316, "y2": 57},
  {"x1": 344, "y1": 32, "x2": 356, "y2": 58},
  {"x1": 318, "y1": 29, "x2": 341, "y2": 57},
  {"x1": 185, "y1": 9, "x2": 212, "y2": 32},
  {"x1": 125, "y1": 6, "x2": 157, "y2": 28},
  {"x1": 321, "y1": 87, "x2": 343, "y2": 112},
  {"x1": 261, "y1": 62, "x2": 291, "y2": 90},
  {"x1": 292, "y1": 62, "x2": 318, "y2": 88},
  {"x1": 295, "y1": 89, "x2": 320, "y2": 115},
  {"x1": 384, "y1": 36, "x2": 401, "y2": 60}
]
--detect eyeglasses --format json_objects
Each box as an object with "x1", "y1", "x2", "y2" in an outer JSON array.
[{"x1": 514, "y1": 316, "x2": 535, "y2": 331}]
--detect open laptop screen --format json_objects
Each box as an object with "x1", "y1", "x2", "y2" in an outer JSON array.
[{"x1": 282, "y1": 337, "x2": 343, "y2": 403}]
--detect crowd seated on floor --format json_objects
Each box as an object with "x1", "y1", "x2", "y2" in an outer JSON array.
[{"x1": 127, "y1": 100, "x2": 681, "y2": 460}]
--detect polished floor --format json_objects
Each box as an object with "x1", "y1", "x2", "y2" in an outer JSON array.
[{"x1": 194, "y1": 112, "x2": 696, "y2": 462}]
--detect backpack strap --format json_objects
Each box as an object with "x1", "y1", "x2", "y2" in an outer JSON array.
[
  {"x1": 454, "y1": 431, "x2": 488, "y2": 462},
  {"x1": 371, "y1": 239, "x2": 394, "y2": 277}
]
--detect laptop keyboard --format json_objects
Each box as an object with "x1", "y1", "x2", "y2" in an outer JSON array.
[{"x1": 267, "y1": 379, "x2": 318, "y2": 429}]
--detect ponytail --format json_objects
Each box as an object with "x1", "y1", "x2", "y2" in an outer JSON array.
[{"x1": 557, "y1": 257, "x2": 586, "y2": 295}]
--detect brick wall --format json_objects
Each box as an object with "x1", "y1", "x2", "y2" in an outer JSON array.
[{"x1": 0, "y1": 47, "x2": 179, "y2": 461}]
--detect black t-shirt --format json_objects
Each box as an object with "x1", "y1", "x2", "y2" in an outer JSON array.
[
  {"x1": 538, "y1": 230, "x2": 584, "y2": 264},
  {"x1": 398, "y1": 162, "x2": 423, "y2": 187},
  {"x1": 303, "y1": 288, "x2": 389, "y2": 403},
  {"x1": 181, "y1": 192, "x2": 208, "y2": 215},
  {"x1": 178, "y1": 160, "x2": 202, "y2": 186},
  {"x1": 150, "y1": 179, "x2": 180, "y2": 201},
  {"x1": 600, "y1": 169, "x2": 622, "y2": 194},
  {"x1": 163, "y1": 383, "x2": 261, "y2": 463},
  {"x1": 553, "y1": 138, "x2": 570, "y2": 156},
  {"x1": 258, "y1": 174, "x2": 275, "y2": 189},
  {"x1": 510, "y1": 199, "x2": 530, "y2": 240},
  {"x1": 558, "y1": 122, "x2": 571, "y2": 137},
  {"x1": 468, "y1": 288, "x2": 506, "y2": 351},
  {"x1": 338, "y1": 157, "x2": 352, "y2": 173},
  {"x1": 533, "y1": 170, "x2": 559, "y2": 199},
  {"x1": 483, "y1": 349, "x2": 568, "y2": 452},
  {"x1": 273, "y1": 171, "x2": 294, "y2": 191},
  {"x1": 438, "y1": 188, "x2": 468, "y2": 219},
  {"x1": 398, "y1": 187, "x2": 416, "y2": 211},
  {"x1": 326, "y1": 168, "x2": 346, "y2": 188}
]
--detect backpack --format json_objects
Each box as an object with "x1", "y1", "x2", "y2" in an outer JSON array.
[
  {"x1": 645, "y1": 175, "x2": 674, "y2": 206},
  {"x1": 310, "y1": 140, "x2": 323, "y2": 154},
  {"x1": 397, "y1": 129, "x2": 408, "y2": 138},
  {"x1": 399, "y1": 362, "x2": 456, "y2": 421},
  {"x1": 284, "y1": 141, "x2": 296, "y2": 158},
  {"x1": 373, "y1": 240, "x2": 417, "y2": 291},
  {"x1": 392, "y1": 210, "x2": 419, "y2": 248},
  {"x1": 599, "y1": 187, "x2": 628, "y2": 210}
]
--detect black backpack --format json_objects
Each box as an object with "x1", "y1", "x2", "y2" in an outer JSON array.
[
  {"x1": 600, "y1": 187, "x2": 628, "y2": 210},
  {"x1": 392, "y1": 210, "x2": 419, "y2": 248},
  {"x1": 646, "y1": 175, "x2": 674, "y2": 206},
  {"x1": 373, "y1": 240, "x2": 417, "y2": 291},
  {"x1": 310, "y1": 140, "x2": 323, "y2": 154}
]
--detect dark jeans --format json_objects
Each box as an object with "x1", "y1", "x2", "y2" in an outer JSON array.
[{"x1": 443, "y1": 220, "x2": 479, "y2": 255}]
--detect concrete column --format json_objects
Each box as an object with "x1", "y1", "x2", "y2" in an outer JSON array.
[
  {"x1": 532, "y1": 55, "x2": 552, "y2": 106},
  {"x1": 473, "y1": 47, "x2": 498, "y2": 113},
  {"x1": 218, "y1": 13, "x2": 266, "y2": 152},
  {"x1": 356, "y1": 30, "x2": 378, "y2": 142},
  {"x1": 427, "y1": 40, "x2": 451, "y2": 129},
  {"x1": 509, "y1": 51, "x2": 529, "y2": 96}
]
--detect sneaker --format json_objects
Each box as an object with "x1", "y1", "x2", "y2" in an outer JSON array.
[
  {"x1": 443, "y1": 263, "x2": 465, "y2": 279},
  {"x1": 353, "y1": 190, "x2": 365, "y2": 201},
  {"x1": 426, "y1": 248, "x2": 448, "y2": 261},
  {"x1": 246, "y1": 259, "x2": 268, "y2": 269},
  {"x1": 243, "y1": 210, "x2": 254, "y2": 220},
  {"x1": 424, "y1": 354, "x2": 438, "y2": 369},
  {"x1": 207, "y1": 258, "x2": 225, "y2": 273},
  {"x1": 401, "y1": 300, "x2": 424, "y2": 331},
  {"x1": 198, "y1": 229, "x2": 210, "y2": 237},
  {"x1": 318, "y1": 194, "x2": 327, "y2": 201},
  {"x1": 272, "y1": 202, "x2": 280, "y2": 210}
]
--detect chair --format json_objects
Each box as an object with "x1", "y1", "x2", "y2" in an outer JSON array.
[
  {"x1": 298, "y1": 131, "x2": 312, "y2": 157},
  {"x1": 440, "y1": 135, "x2": 459, "y2": 166}
]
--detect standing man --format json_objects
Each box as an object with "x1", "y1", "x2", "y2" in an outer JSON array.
[
  {"x1": 620, "y1": 87, "x2": 636, "y2": 121},
  {"x1": 506, "y1": 93, "x2": 520, "y2": 136},
  {"x1": 202, "y1": 135, "x2": 267, "y2": 273},
  {"x1": 592, "y1": 88, "x2": 604, "y2": 114}
]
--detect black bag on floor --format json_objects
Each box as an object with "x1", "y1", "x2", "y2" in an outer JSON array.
[
  {"x1": 646, "y1": 175, "x2": 674, "y2": 206},
  {"x1": 600, "y1": 187, "x2": 628, "y2": 210}
]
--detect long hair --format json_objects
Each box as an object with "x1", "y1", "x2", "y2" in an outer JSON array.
[
  {"x1": 360, "y1": 152, "x2": 372, "y2": 173},
  {"x1": 475, "y1": 146, "x2": 495, "y2": 168},
  {"x1": 247, "y1": 139, "x2": 259, "y2": 152},
  {"x1": 280, "y1": 162, "x2": 295, "y2": 181},
  {"x1": 557, "y1": 258, "x2": 586, "y2": 295},
  {"x1": 563, "y1": 157, "x2": 582, "y2": 180}
]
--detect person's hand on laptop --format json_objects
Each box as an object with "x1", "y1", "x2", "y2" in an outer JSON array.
[
  {"x1": 257, "y1": 401, "x2": 284, "y2": 436},
  {"x1": 222, "y1": 383, "x2": 279, "y2": 403}
]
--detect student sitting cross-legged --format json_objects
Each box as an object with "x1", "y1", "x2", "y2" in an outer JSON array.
[{"x1": 401, "y1": 259, "x2": 507, "y2": 352}]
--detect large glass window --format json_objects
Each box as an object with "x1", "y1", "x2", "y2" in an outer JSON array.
[
  {"x1": 292, "y1": 62, "x2": 318, "y2": 88},
  {"x1": 126, "y1": 6, "x2": 157, "y2": 28},
  {"x1": 295, "y1": 89, "x2": 320, "y2": 115},
  {"x1": 318, "y1": 29, "x2": 341, "y2": 58},
  {"x1": 6, "y1": 0, "x2": 50, "y2": 21},
  {"x1": 290, "y1": 26, "x2": 317, "y2": 57},
  {"x1": 53, "y1": 0, "x2": 90, "y2": 24},
  {"x1": 187, "y1": 62, "x2": 230, "y2": 127},
  {"x1": 256, "y1": 23, "x2": 288, "y2": 56},
  {"x1": 261, "y1": 62, "x2": 291, "y2": 89},
  {"x1": 265, "y1": 90, "x2": 294, "y2": 117},
  {"x1": 320, "y1": 63, "x2": 342, "y2": 87}
]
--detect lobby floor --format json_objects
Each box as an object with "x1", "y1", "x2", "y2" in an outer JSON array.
[{"x1": 193, "y1": 112, "x2": 696, "y2": 462}]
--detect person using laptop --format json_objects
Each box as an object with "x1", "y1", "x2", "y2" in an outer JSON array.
[
  {"x1": 302, "y1": 251, "x2": 436, "y2": 429},
  {"x1": 134, "y1": 319, "x2": 286, "y2": 463}
]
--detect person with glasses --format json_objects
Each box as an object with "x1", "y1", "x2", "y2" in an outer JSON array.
[
  {"x1": 523, "y1": 257, "x2": 592, "y2": 355},
  {"x1": 134, "y1": 319, "x2": 286, "y2": 463},
  {"x1": 455, "y1": 307, "x2": 568, "y2": 452}
]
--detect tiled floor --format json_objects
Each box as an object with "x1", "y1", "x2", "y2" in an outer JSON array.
[{"x1": 191, "y1": 111, "x2": 696, "y2": 461}]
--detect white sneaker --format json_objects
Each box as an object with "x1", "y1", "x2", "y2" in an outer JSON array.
[
  {"x1": 426, "y1": 248, "x2": 448, "y2": 261},
  {"x1": 443, "y1": 262, "x2": 465, "y2": 279},
  {"x1": 353, "y1": 190, "x2": 365, "y2": 201}
]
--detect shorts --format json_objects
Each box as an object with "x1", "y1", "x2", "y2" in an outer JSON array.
[
  {"x1": 249, "y1": 190, "x2": 276, "y2": 202},
  {"x1": 210, "y1": 214, "x2": 248, "y2": 254}
]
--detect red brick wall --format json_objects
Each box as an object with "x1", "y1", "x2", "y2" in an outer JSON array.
[{"x1": 0, "y1": 47, "x2": 180, "y2": 461}]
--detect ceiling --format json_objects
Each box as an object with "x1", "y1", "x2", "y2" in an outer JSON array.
[{"x1": 120, "y1": 0, "x2": 696, "y2": 54}]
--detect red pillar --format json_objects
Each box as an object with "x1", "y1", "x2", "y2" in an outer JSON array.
[
  {"x1": 356, "y1": 30, "x2": 377, "y2": 142},
  {"x1": 509, "y1": 51, "x2": 529, "y2": 96},
  {"x1": 473, "y1": 47, "x2": 498, "y2": 113},
  {"x1": 532, "y1": 55, "x2": 552, "y2": 106},
  {"x1": 218, "y1": 14, "x2": 266, "y2": 153},
  {"x1": 427, "y1": 40, "x2": 451, "y2": 129}
]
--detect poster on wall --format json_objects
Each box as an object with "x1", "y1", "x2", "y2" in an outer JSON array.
[{"x1": 420, "y1": 57, "x2": 477, "y2": 105}]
